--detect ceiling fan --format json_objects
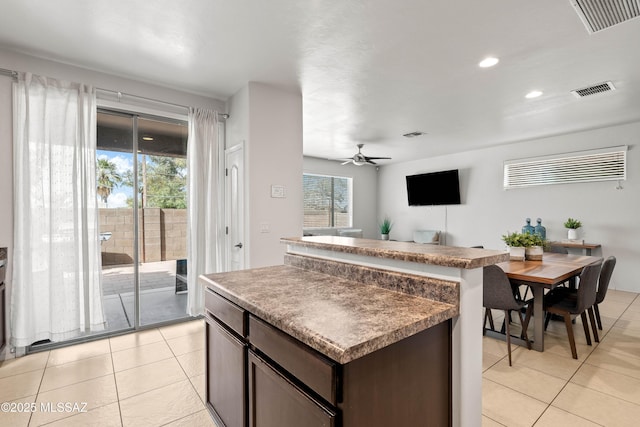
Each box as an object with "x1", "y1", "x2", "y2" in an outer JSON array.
[{"x1": 335, "y1": 144, "x2": 391, "y2": 166}]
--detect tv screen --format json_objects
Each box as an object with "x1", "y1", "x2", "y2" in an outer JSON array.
[{"x1": 406, "y1": 169, "x2": 461, "y2": 206}]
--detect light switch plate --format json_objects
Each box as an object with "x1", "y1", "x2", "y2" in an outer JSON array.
[{"x1": 271, "y1": 185, "x2": 285, "y2": 198}]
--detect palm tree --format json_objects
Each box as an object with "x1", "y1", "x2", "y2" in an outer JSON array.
[{"x1": 97, "y1": 158, "x2": 123, "y2": 206}]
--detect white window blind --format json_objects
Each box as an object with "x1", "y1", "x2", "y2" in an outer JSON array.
[
  {"x1": 504, "y1": 146, "x2": 627, "y2": 189},
  {"x1": 303, "y1": 174, "x2": 352, "y2": 227}
]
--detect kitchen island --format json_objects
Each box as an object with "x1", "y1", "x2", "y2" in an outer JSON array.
[{"x1": 200, "y1": 236, "x2": 508, "y2": 427}]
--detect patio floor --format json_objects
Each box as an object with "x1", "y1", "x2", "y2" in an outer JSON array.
[{"x1": 101, "y1": 260, "x2": 190, "y2": 330}]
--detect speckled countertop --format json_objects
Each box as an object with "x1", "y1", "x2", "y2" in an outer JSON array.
[
  {"x1": 200, "y1": 265, "x2": 458, "y2": 364},
  {"x1": 282, "y1": 236, "x2": 509, "y2": 269}
]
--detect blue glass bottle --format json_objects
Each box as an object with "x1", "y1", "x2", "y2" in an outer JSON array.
[
  {"x1": 522, "y1": 218, "x2": 535, "y2": 235},
  {"x1": 535, "y1": 218, "x2": 546, "y2": 239}
]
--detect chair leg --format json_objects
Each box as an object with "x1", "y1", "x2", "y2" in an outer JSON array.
[
  {"x1": 517, "y1": 310, "x2": 532, "y2": 350},
  {"x1": 581, "y1": 312, "x2": 592, "y2": 346},
  {"x1": 504, "y1": 310, "x2": 512, "y2": 366},
  {"x1": 588, "y1": 307, "x2": 600, "y2": 343},
  {"x1": 594, "y1": 304, "x2": 603, "y2": 330},
  {"x1": 562, "y1": 312, "x2": 578, "y2": 359},
  {"x1": 486, "y1": 308, "x2": 495, "y2": 331}
]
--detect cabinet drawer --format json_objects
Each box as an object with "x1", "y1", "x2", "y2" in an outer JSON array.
[
  {"x1": 248, "y1": 350, "x2": 336, "y2": 427},
  {"x1": 249, "y1": 315, "x2": 337, "y2": 405},
  {"x1": 205, "y1": 288, "x2": 247, "y2": 337}
]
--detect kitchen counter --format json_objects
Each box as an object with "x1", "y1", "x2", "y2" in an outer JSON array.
[
  {"x1": 202, "y1": 236, "x2": 507, "y2": 426},
  {"x1": 200, "y1": 264, "x2": 457, "y2": 364},
  {"x1": 282, "y1": 235, "x2": 508, "y2": 269}
]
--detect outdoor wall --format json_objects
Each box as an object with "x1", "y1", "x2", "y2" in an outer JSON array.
[
  {"x1": 378, "y1": 121, "x2": 640, "y2": 293},
  {"x1": 99, "y1": 208, "x2": 186, "y2": 265}
]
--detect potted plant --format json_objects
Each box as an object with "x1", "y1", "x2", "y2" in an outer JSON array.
[
  {"x1": 564, "y1": 218, "x2": 582, "y2": 240},
  {"x1": 502, "y1": 232, "x2": 546, "y2": 261},
  {"x1": 379, "y1": 217, "x2": 393, "y2": 240}
]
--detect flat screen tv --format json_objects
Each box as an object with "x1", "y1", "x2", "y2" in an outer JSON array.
[{"x1": 406, "y1": 169, "x2": 461, "y2": 206}]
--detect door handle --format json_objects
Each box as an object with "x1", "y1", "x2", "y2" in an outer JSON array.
[{"x1": 234, "y1": 243, "x2": 243, "y2": 248}]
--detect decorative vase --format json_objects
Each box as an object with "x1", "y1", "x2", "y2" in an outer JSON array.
[
  {"x1": 525, "y1": 246, "x2": 543, "y2": 261},
  {"x1": 567, "y1": 229, "x2": 578, "y2": 240},
  {"x1": 381, "y1": 234, "x2": 389, "y2": 241},
  {"x1": 509, "y1": 246, "x2": 525, "y2": 261},
  {"x1": 522, "y1": 218, "x2": 535, "y2": 235},
  {"x1": 534, "y1": 218, "x2": 546, "y2": 240}
]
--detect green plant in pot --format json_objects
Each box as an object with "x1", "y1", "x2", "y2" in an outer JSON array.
[
  {"x1": 379, "y1": 217, "x2": 393, "y2": 240},
  {"x1": 564, "y1": 218, "x2": 582, "y2": 240},
  {"x1": 502, "y1": 231, "x2": 546, "y2": 261}
]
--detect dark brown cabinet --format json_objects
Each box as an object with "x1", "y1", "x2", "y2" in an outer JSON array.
[
  {"x1": 204, "y1": 287, "x2": 248, "y2": 427},
  {"x1": 205, "y1": 287, "x2": 451, "y2": 427},
  {"x1": 248, "y1": 350, "x2": 336, "y2": 427},
  {"x1": 206, "y1": 315, "x2": 246, "y2": 427}
]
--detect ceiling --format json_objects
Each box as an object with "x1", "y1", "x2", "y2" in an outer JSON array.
[{"x1": 1, "y1": 0, "x2": 639, "y2": 165}]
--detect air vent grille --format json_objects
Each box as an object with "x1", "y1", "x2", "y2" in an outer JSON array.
[
  {"x1": 571, "y1": 81, "x2": 616, "y2": 98},
  {"x1": 504, "y1": 146, "x2": 627, "y2": 189},
  {"x1": 571, "y1": 0, "x2": 640, "y2": 33}
]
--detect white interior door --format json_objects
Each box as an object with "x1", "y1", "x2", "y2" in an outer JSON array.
[{"x1": 225, "y1": 143, "x2": 245, "y2": 271}]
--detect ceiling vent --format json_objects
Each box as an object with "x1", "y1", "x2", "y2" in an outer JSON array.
[
  {"x1": 570, "y1": 81, "x2": 616, "y2": 98},
  {"x1": 570, "y1": 0, "x2": 640, "y2": 33},
  {"x1": 504, "y1": 146, "x2": 627, "y2": 189}
]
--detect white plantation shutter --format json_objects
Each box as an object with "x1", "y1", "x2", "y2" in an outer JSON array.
[{"x1": 504, "y1": 146, "x2": 627, "y2": 189}]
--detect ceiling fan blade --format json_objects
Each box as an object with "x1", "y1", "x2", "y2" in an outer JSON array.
[
  {"x1": 366, "y1": 159, "x2": 377, "y2": 165},
  {"x1": 364, "y1": 156, "x2": 392, "y2": 160},
  {"x1": 341, "y1": 160, "x2": 352, "y2": 165}
]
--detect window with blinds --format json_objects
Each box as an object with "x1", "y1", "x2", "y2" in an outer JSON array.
[
  {"x1": 504, "y1": 146, "x2": 627, "y2": 189},
  {"x1": 303, "y1": 174, "x2": 353, "y2": 228}
]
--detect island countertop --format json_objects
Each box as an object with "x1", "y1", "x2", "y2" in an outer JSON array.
[
  {"x1": 282, "y1": 236, "x2": 509, "y2": 269},
  {"x1": 199, "y1": 265, "x2": 458, "y2": 364}
]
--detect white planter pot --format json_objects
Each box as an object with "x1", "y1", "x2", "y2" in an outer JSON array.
[
  {"x1": 567, "y1": 229, "x2": 578, "y2": 240},
  {"x1": 509, "y1": 246, "x2": 525, "y2": 261},
  {"x1": 525, "y1": 245, "x2": 543, "y2": 261},
  {"x1": 381, "y1": 234, "x2": 389, "y2": 241}
]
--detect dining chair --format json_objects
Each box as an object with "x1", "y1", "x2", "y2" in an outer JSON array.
[
  {"x1": 593, "y1": 256, "x2": 616, "y2": 330},
  {"x1": 483, "y1": 264, "x2": 532, "y2": 366},
  {"x1": 544, "y1": 256, "x2": 616, "y2": 331},
  {"x1": 543, "y1": 260, "x2": 602, "y2": 359}
]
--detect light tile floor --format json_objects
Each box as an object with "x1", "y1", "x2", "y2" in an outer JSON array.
[
  {"x1": 0, "y1": 319, "x2": 215, "y2": 427},
  {"x1": 483, "y1": 289, "x2": 640, "y2": 426},
  {"x1": 1, "y1": 289, "x2": 638, "y2": 426}
]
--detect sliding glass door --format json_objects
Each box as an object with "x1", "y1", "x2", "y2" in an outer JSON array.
[{"x1": 97, "y1": 110, "x2": 189, "y2": 332}]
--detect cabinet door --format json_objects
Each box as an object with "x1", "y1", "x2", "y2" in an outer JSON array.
[
  {"x1": 206, "y1": 317, "x2": 246, "y2": 427},
  {"x1": 248, "y1": 350, "x2": 336, "y2": 427}
]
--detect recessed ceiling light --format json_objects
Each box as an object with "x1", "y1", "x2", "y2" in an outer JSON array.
[
  {"x1": 142, "y1": 136, "x2": 154, "y2": 141},
  {"x1": 525, "y1": 90, "x2": 543, "y2": 99},
  {"x1": 478, "y1": 57, "x2": 499, "y2": 68},
  {"x1": 403, "y1": 131, "x2": 426, "y2": 138}
]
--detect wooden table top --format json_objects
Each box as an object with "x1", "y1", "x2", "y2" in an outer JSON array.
[{"x1": 497, "y1": 253, "x2": 602, "y2": 286}]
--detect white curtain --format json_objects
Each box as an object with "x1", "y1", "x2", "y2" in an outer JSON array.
[
  {"x1": 187, "y1": 108, "x2": 222, "y2": 315},
  {"x1": 11, "y1": 73, "x2": 104, "y2": 347}
]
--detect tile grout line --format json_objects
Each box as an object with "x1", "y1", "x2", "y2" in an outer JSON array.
[{"x1": 538, "y1": 296, "x2": 637, "y2": 424}]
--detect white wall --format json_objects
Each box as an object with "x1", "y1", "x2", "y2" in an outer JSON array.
[
  {"x1": 303, "y1": 156, "x2": 379, "y2": 239},
  {"x1": 245, "y1": 82, "x2": 303, "y2": 268},
  {"x1": 378, "y1": 121, "x2": 639, "y2": 292}
]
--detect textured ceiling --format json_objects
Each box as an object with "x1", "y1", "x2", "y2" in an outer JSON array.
[{"x1": 1, "y1": 0, "x2": 639, "y2": 164}]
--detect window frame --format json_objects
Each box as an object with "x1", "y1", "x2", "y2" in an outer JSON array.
[{"x1": 303, "y1": 173, "x2": 353, "y2": 229}]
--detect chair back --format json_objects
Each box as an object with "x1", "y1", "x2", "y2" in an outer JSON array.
[
  {"x1": 483, "y1": 265, "x2": 521, "y2": 311},
  {"x1": 575, "y1": 261, "x2": 603, "y2": 312},
  {"x1": 596, "y1": 256, "x2": 616, "y2": 304}
]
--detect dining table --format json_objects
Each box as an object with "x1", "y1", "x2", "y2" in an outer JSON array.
[{"x1": 494, "y1": 252, "x2": 603, "y2": 352}]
